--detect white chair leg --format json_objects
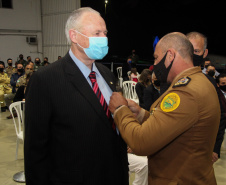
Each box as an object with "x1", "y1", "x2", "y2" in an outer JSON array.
[{"x1": 15, "y1": 138, "x2": 19, "y2": 160}]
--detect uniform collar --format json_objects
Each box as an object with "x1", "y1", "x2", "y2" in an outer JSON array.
[{"x1": 171, "y1": 67, "x2": 201, "y2": 86}]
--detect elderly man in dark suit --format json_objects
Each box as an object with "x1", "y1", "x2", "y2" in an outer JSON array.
[{"x1": 24, "y1": 7, "x2": 128, "y2": 185}]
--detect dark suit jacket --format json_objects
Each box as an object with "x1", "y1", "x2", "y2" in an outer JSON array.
[
  {"x1": 143, "y1": 84, "x2": 160, "y2": 111},
  {"x1": 205, "y1": 74, "x2": 226, "y2": 157},
  {"x1": 214, "y1": 88, "x2": 226, "y2": 157},
  {"x1": 24, "y1": 52, "x2": 129, "y2": 185}
]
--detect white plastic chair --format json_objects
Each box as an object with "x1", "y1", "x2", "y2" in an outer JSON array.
[
  {"x1": 118, "y1": 77, "x2": 123, "y2": 88},
  {"x1": 122, "y1": 81, "x2": 139, "y2": 104},
  {"x1": 9, "y1": 101, "x2": 25, "y2": 160},
  {"x1": 116, "y1": 67, "x2": 122, "y2": 79}
]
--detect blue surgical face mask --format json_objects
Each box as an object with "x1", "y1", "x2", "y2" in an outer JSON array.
[{"x1": 75, "y1": 30, "x2": 109, "y2": 60}]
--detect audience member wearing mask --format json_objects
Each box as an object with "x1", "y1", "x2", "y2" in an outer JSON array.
[
  {"x1": 187, "y1": 32, "x2": 217, "y2": 88},
  {"x1": 5, "y1": 58, "x2": 16, "y2": 78},
  {"x1": 17, "y1": 54, "x2": 27, "y2": 67},
  {"x1": 0, "y1": 61, "x2": 12, "y2": 112},
  {"x1": 202, "y1": 58, "x2": 220, "y2": 77},
  {"x1": 16, "y1": 64, "x2": 34, "y2": 88},
  {"x1": 186, "y1": 32, "x2": 208, "y2": 67},
  {"x1": 5, "y1": 63, "x2": 24, "y2": 117},
  {"x1": 13, "y1": 72, "x2": 33, "y2": 102},
  {"x1": 34, "y1": 57, "x2": 42, "y2": 71},
  {"x1": 206, "y1": 64, "x2": 217, "y2": 79},
  {"x1": 143, "y1": 71, "x2": 160, "y2": 111},
  {"x1": 27, "y1": 56, "x2": 32, "y2": 63},
  {"x1": 212, "y1": 74, "x2": 226, "y2": 163}
]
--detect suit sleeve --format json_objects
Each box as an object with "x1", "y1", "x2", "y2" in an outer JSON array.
[
  {"x1": 10, "y1": 74, "x2": 17, "y2": 87},
  {"x1": 24, "y1": 72, "x2": 52, "y2": 185},
  {"x1": 114, "y1": 91, "x2": 198, "y2": 156}
]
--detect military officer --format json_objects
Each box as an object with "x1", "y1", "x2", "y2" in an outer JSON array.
[
  {"x1": 5, "y1": 58, "x2": 16, "y2": 78},
  {"x1": 109, "y1": 32, "x2": 220, "y2": 185},
  {"x1": 16, "y1": 63, "x2": 34, "y2": 88},
  {"x1": 0, "y1": 61, "x2": 12, "y2": 112}
]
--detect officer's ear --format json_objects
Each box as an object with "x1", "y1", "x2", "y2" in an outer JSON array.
[
  {"x1": 166, "y1": 49, "x2": 176, "y2": 64},
  {"x1": 69, "y1": 29, "x2": 78, "y2": 44}
]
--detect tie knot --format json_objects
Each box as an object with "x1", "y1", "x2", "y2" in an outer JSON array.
[{"x1": 89, "y1": 71, "x2": 96, "y2": 84}]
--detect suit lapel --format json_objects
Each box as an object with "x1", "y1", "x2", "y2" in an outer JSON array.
[{"x1": 63, "y1": 53, "x2": 112, "y2": 129}]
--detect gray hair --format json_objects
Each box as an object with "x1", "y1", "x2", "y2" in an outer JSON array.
[
  {"x1": 186, "y1": 31, "x2": 208, "y2": 50},
  {"x1": 65, "y1": 7, "x2": 100, "y2": 44}
]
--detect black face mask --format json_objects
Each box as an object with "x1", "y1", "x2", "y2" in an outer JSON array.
[
  {"x1": 8, "y1": 63, "x2": 12, "y2": 66},
  {"x1": 0, "y1": 68, "x2": 4, "y2": 72},
  {"x1": 153, "y1": 52, "x2": 174, "y2": 83},
  {"x1": 20, "y1": 57, "x2": 23, "y2": 60},
  {"x1": 207, "y1": 70, "x2": 215, "y2": 77},
  {"x1": 204, "y1": 64, "x2": 209, "y2": 69},
  {"x1": 219, "y1": 85, "x2": 226, "y2": 92},
  {"x1": 153, "y1": 79, "x2": 160, "y2": 87},
  {"x1": 17, "y1": 68, "x2": 24, "y2": 73},
  {"x1": 193, "y1": 53, "x2": 204, "y2": 66}
]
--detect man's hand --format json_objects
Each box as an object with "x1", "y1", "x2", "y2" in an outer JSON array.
[
  {"x1": 109, "y1": 92, "x2": 128, "y2": 114},
  {"x1": 127, "y1": 99, "x2": 141, "y2": 117},
  {"x1": 212, "y1": 152, "x2": 219, "y2": 163}
]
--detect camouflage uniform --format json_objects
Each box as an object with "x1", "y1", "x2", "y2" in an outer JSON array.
[
  {"x1": 0, "y1": 72, "x2": 12, "y2": 107},
  {"x1": 16, "y1": 74, "x2": 26, "y2": 88},
  {"x1": 5, "y1": 66, "x2": 16, "y2": 78}
]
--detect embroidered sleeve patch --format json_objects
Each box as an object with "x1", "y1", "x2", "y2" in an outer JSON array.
[
  {"x1": 160, "y1": 93, "x2": 180, "y2": 112},
  {"x1": 173, "y1": 77, "x2": 191, "y2": 88}
]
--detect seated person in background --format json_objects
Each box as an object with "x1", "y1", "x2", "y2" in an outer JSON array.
[
  {"x1": 34, "y1": 57, "x2": 42, "y2": 72},
  {"x1": 135, "y1": 69, "x2": 152, "y2": 108},
  {"x1": 143, "y1": 71, "x2": 160, "y2": 111},
  {"x1": 129, "y1": 68, "x2": 138, "y2": 82},
  {"x1": 5, "y1": 58, "x2": 16, "y2": 78},
  {"x1": 0, "y1": 61, "x2": 12, "y2": 112},
  {"x1": 13, "y1": 72, "x2": 33, "y2": 102},
  {"x1": 28, "y1": 61, "x2": 34, "y2": 69},
  {"x1": 5, "y1": 63, "x2": 24, "y2": 118},
  {"x1": 206, "y1": 64, "x2": 217, "y2": 79},
  {"x1": 122, "y1": 57, "x2": 132, "y2": 81},
  {"x1": 16, "y1": 63, "x2": 34, "y2": 88},
  {"x1": 127, "y1": 146, "x2": 148, "y2": 185}
]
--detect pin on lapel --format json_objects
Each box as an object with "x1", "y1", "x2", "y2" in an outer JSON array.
[{"x1": 110, "y1": 82, "x2": 113, "y2": 84}]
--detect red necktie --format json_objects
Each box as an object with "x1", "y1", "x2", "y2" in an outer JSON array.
[{"x1": 89, "y1": 71, "x2": 116, "y2": 131}]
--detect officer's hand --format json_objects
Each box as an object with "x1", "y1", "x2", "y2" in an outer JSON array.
[
  {"x1": 127, "y1": 99, "x2": 141, "y2": 117},
  {"x1": 109, "y1": 92, "x2": 128, "y2": 114},
  {"x1": 212, "y1": 152, "x2": 219, "y2": 163}
]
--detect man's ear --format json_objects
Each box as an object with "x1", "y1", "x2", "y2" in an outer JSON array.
[
  {"x1": 203, "y1": 49, "x2": 208, "y2": 58},
  {"x1": 69, "y1": 29, "x2": 78, "y2": 44},
  {"x1": 167, "y1": 48, "x2": 176, "y2": 62}
]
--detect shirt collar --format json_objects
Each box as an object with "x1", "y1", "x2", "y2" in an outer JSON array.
[{"x1": 69, "y1": 49, "x2": 100, "y2": 79}]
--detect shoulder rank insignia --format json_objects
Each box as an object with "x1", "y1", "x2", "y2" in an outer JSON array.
[
  {"x1": 160, "y1": 93, "x2": 180, "y2": 112},
  {"x1": 173, "y1": 77, "x2": 191, "y2": 88}
]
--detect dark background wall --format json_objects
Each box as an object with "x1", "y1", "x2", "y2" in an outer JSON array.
[{"x1": 81, "y1": 0, "x2": 225, "y2": 74}]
